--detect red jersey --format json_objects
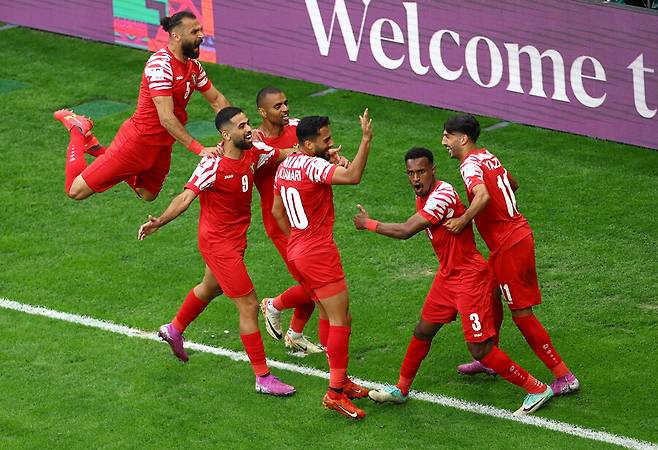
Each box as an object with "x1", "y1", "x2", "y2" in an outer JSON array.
[
  {"x1": 255, "y1": 119, "x2": 299, "y2": 239},
  {"x1": 417, "y1": 180, "x2": 488, "y2": 278},
  {"x1": 273, "y1": 153, "x2": 338, "y2": 260},
  {"x1": 130, "y1": 47, "x2": 212, "y2": 145},
  {"x1": 460, "y1": 149, "x2": 531, "y2": 253},
  {"x1": 185, "y1": 142, "x2": 279, "y2": 255}
]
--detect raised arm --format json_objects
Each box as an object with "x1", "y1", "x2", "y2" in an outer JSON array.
[
  {"x1": 353, "y1": 204, "x2": 430, "y2": 240},
  {"x1": 201, "y1": 85, "x2": 231, "y2": 113},
  {"x1": 138, "y1": 188, "x2": 198, "y2": 240},
  {"x1": 330, "y1": 108, "x2": 373, "y2": 185},
  {"x1": 152, "y1": 95, "x2": 218, "y2": 158}
]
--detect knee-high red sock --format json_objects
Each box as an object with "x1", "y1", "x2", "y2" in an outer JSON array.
[
  {"x1": 481, "y1": 346, "x2": 546, "y2": 393},
  {"x1": 397, "y1": 336, "x2": 432, "y2": 396},
  {"x1": 318, "y1": 318, "x2": 330, "y2": 348},
  {"x1": 289, "y1": 303, "x2": 315, "y2": 334},
  {"x1": 272, "y1": 284, "x2": 312, "y2": 310},
  {"x1": 171, "y1": 290, "x2": 210, "y2": 333},
  {"x1": 327, "y1": 325, "x2": 350, "y2": 390},
  {"x1": 65, "y1": 129, "x2": 88, "y2": 193},
  {"x1": 240, "y1": 331, "x2": 269, "y2": 376},
  {"x1": 513, "y1": 314, "x2": 569, "y2": 377},
  {"x1": 492, "y1": 295, "x2": 504, "y2": 347}
]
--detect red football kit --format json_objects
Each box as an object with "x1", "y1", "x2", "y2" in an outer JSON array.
[
  {"x1": 256, "y1": 120, "x2": 299, "y2": 260},
  {"x1": 185, "y1": 142, "x2": 279, "y2": 298},
  {"x1": 83, "y1": 47, "x2": 212, "y2": 194},
  {"x1": 417, "y1": 180, "x2": 495, "y2": 343},
  {"x1": 273, "y1": 153, "x2": 346, "y2": 300},
  {"x1": 460, "y1": 149, "x2": 541, "y2": 309}
]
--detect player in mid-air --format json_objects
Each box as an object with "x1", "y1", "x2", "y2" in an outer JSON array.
[
  {"x1": 254, "y1": 86, "x2": 323, "y2": 355},
  {"x1": 138, "y1": 106, "x2": 295, "y2": 396},
  {"x1": 54, "y1": 11, "x2": 229, "y2": 202},
  {"x1": 354, "y1": 147, "x2": 553, "y2": 416},
  {"x1": 272, "y1": 111, "x2": 373, "y2": 419},
  {"x1": 441, "y1": 114, "x2": 579, "y2": 396}
]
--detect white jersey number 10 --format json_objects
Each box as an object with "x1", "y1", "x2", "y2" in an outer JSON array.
[{"x1": 280, "y1": 186, "x2": 309, "y2": 229}]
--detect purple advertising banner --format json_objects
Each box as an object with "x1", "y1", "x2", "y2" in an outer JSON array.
[{"x1": 2, "y1": 0, "x2": 657, "y2": 150}]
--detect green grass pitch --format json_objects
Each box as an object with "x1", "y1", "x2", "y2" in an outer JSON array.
[{"x1": 0, "y1": 27, "x2": 657, "y2": 448}]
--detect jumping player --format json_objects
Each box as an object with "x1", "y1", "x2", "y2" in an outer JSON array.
[
  {"x1": 272, "y1": 111, "x2": 373, "y2": 419},
  {"x1": 354, "y1": 147, "x2": 553, "y2": 416},
  {"x1": 54, "y1": 11, "x2": 230, "y2": 202},
  {"x1": 138, "y1": 107, "x2": 294, "y2": 396},
  {"x1": 442, "y1": 114, "x2": 579, "y2": 396}
]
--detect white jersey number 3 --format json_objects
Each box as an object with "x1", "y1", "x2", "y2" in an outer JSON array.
[{"x1": 280, "y1": 186, "x2": 309, "y2": 229}]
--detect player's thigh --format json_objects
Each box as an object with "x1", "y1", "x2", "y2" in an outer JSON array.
[
  {"x1": 202, "y1": 250, "x2": 255, "y2": 299},
  {"x1": 317, "y1": 290, "x2": 350, "y2": 326},
  {"x1": 492, "y1": 235, "x2": 542, "y2": 310},
  {"x1": 134, "y1": 146, "x2": 172, "y2": 198},
  {"x1": 194, "y1": 265, "x2": 223, "y2": 299},
  {"x1": 292, "y1": 250, "x2": 347, "y2": 305},
  {"x1": 420, "y1": 273, "x2": 458, "y2": 326},
  {"x1": 455, "y1": 272, "x2": 496, "y2": 343}
]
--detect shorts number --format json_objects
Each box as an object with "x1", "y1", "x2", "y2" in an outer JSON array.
[
  {"x1": 241, "y1": 175, "x2": 249, "y2": 192},
  {"x1": 469, "y1": 313, "x2": 482, "y2": 331},
  {"x1": 496, "y1": 170, "x2": 518, "y2": 217},
  {"x1": 500, "y1": 284, "x2": 513, "y2": 304},
  {"x1": 280, "y1": 186, "x2": 309, "y2": 229}
]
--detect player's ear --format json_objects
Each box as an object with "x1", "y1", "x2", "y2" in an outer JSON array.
[
  {"x1": 220, "y1": 129, "x2": 231, "y2": 142},
  {"x1": 258, "y1": 107, "x2": 266, "y2": 119}
]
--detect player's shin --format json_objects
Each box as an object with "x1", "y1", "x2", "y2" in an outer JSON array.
[
  {"x1": 480, "y1": 346, "x2": 546, "y2": 394},
  {"x1": 171, "y1": 289, "x2": 211, "y2": 333},
  {"x1": 397, "y1": 336, "x2": 432, "y2": 395},
  {"x1": 512, "y1": 313, "x2": 570, "y2": 377},
  {"x1": 65, "y1": 129, "x2": 88, "y2": 193},
  {"x1": 327, "y1": 325, "x2": 350, "y2": 391}
]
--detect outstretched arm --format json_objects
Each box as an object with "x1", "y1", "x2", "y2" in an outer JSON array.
[
  {"x1": 443, "y1": 184, "x2": 489, "y2": 234},
  {"x1": 353, "y1": 204, "x2": 430, "y2": 240},
  {"x1": 152, "y1": 96, "x2": 219, "y2": 158},
  {"x1": 138, "y1": 189, "x2": 198, "y2": 240},
  {"x1": 331, "y1": 108, "x2": 373, "y2": 185}
]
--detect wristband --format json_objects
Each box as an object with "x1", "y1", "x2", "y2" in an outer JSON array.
[
  {"x1": 188, "y1": 140, "x2": 204, "y2": 155},
  {"x1": 365, "y1": 219, "x2": 379, "y2": 232}
]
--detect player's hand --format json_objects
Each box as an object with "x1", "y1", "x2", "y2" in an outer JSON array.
[
  {"x1": 138, "y1": 215, "x2": 160, "y2": 240},
  {"x1": 443, "y1": 217, "x2": 468, "y2": 234},
  {"x1": 200, "y1": 146, "x2": 220, "y2": 158},
  {"x1": 251, "y1": 129, "x2": 265, "y2": 143},
  {"x1": 359, "y1": 108, "x2": 373, "y2": 141},
  {"x1": 215, "y1": 142, "x2": 226, "y2": 157},
  {"x1": 327, "y1": 145, "x2": 350, "y2": 167},
  {"x1": 353, "y1": 204, "x2": 370, "y2": 230}
]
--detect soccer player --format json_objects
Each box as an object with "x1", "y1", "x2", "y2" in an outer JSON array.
[
  {"x1": 441, "y1": 114, "x2": 579, "y2": 396},
  {"x1": 138, "y1": 106, "x2": 295, "y2": 396},
  {"x1": 54, "y1": 11, "x2": 230, "y2": 202},
  {"x1": 354, "y1": 147, "x2": 553, "y2": 416},
  {"x1": 254, "y1": 86, "x2": 322, "y2": 354},
  {"x1": 271, "y1": 111, "x2": 373, "y2": 419}
]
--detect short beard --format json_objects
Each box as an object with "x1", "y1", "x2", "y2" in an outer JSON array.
[
  {"x1": 235, "y1": 138, "x2": 252, "y2": 150},
  {"x1": 182, "y1": 40, "x2": 201, "y2": 59}
]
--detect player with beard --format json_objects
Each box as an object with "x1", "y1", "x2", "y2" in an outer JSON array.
[
  {"x1": 138, "y1": 107, "x2": 295, "y2": 396},
  {"x1": 354, "y1": 147, "x2": 553, "y2": 416},
  {"x1": 54, "y1": 11, "x2": 230, "y2": 202},
  {"x1": 272, "y1": 111, "x2": 373, "y2": 419},
  {"x1": 255, "y1": 87, "x2": 324, "y2": 355}
]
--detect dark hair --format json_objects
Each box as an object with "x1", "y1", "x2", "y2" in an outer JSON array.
[
  {"x1": 443, "y1": 114, "x2": 480, "y2": 143},
  {"x1": 256, "y1": 86, "x2": 283, "y2": 107},
  {"x1": 160, "y1": 11, "x2": 196, "y2": 33},
  {"x1": 405, "y1": 147, "x2": 434, "y2": 165},
  {"x1": 296, "y1": 116, "x2": 330, "y2": 143},
  {"x1": 215, "y1": 106, "x2": 244, "y2": 131}
]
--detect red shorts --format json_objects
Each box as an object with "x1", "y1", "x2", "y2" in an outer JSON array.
[
  {"x1": 490, "y1": 234, "x2": 542, "y2": 310},
  {"x1": 269, "y1": 233, "x2": 304, "y2": 282},
  {"x1": 200, "y1": 248, "x2": 254, "y2": 299},
  {"x1": 290, "y1": 249, "x2": 347, "y2": 301},
  {"x1": 82, "y1": 120, "x2": 172, "y2": 195},
  {"x1": 421, "y1": 268, "x2": 496, "y2": 343}
]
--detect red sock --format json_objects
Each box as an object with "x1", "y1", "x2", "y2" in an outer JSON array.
[
  {"x1": 240, "y1": 331, "x2": 269, "y2": 376},
  {"x1": 481, "y1": 346, "x2": 546, "y2": 393},
  {"x1": 272, "y1": 284, "x2": 312, "y2": 310},
  {"x1": 65, "y1": 129, "x2": 88, "y2": 193},
  {"x1": 289, "y1": 303, "x2": 315, "y2": 334},
  {"x1": 327, "y1": 325, "x2": 350, "y2": 390},
  {"x1": 397, "y1": 336, "x2": 432, "y2": 396},
  {"x1": 513, "y1": 314, "x2": 569, "y2": 377},
  {"x1": 492, "y1": 294, "x2": 504, "y2": 347},
  {"x1": 318, "y1": 318, "x2": 330, "y2": 348},
  {"x1": 171, "y1": 290, "x2": 210, "y2": 333}
]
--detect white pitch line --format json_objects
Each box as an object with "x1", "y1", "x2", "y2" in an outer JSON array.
[{"x1": 1, "y1": 297, "x2": 656, "y2": 450}]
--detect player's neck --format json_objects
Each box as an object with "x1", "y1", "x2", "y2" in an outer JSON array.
[
  {"x1": 222, "y1": 143, "x2": 244, "y2": 159},
  {"x1": 459, "y1": 145, "x2": 478, "y2": 162},
  {"x1": 167, "y1": 43, "x2": 188, "y2": 63},
  {"x1": 258, "y1": 121, "x2": 283, "y2": 138}
]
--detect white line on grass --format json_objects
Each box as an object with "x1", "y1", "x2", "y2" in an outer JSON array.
[
  {"x1": 1, "y1": 297, "x2": 655, "y2": 450},
  {"x1": 0, "y1": 24, "x2": 17, "y2": 31}
]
